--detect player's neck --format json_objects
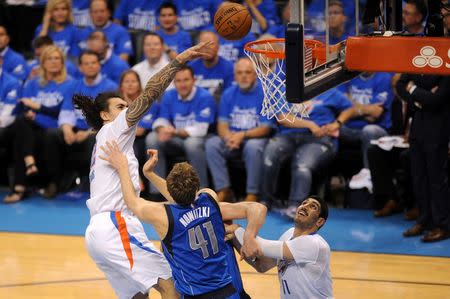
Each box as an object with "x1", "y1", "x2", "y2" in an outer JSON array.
[{"x1": 293, "y1": 226, "x2": 317, "y2": 238}]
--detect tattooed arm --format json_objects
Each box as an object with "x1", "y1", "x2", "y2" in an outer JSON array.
[{"x1": 125, "y1": 41, "x2": 212, "y2": 127}]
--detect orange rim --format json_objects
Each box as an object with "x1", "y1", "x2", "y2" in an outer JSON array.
[{"x1": 244, "y1": 38, "x2": 326, "y2": 60}]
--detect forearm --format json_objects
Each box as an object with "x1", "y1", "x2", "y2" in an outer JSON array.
[
  {"x1": 126, "y1": 59, "x2": 183, "y2": 126},
  {"x1": 145, "y1": 171, "x2": 174, "y2": 203},
  {"x1": 117, "y1": 167, "x2": 145, "y2": 213},
  {"x1": 279, "y1": 116, "x2": 314, "y2": 129},
  {"x1": 231, "y1": 236, "x2": 277, "y2": 273},
  {"x1": 244, "y1": 202, "x2": 267, "y2": 238},
  {"x1": 217, "y1": 122, "x2": 231, "y2": 139},
  {"x1": 337, "y1": 107, "x2": 357, "y2": 124},
  {"x1": 247, "y1": 4, "x2": 267, "y2": 31}
]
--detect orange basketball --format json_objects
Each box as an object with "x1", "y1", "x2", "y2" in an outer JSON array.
[{"x1": 214, "y1": 3, "x2": 252, "y2": 40}]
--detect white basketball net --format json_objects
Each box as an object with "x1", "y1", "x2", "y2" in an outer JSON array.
[{"x1": 245, "y1": 40, "x2": 314, "y2": 122}]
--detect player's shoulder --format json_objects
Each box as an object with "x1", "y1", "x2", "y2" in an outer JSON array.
[
  {"x1": 312, "y1": 234, "x2": 331, "y2": 252},
  {"x1": 279, "y1": 227, "x2": 295, "y2": 241}
]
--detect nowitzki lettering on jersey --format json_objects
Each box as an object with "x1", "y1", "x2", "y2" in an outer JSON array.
[{"x1": 179, "y1": 206, "x2": 211, "y2": 227}]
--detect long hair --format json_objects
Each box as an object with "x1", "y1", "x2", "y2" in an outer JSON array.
[
  {"x1": 119, "y1": 69, "x2": 143, "y2": 102},
  {"x1": 72, "y1": 92, "x2": 122, "y2": 131},
  {"x1": 39, "y1": 45, "x2": 67, "y2": 86},
  {"x1": 45, "y1": 0, "x2": 74, "y2": 27}
]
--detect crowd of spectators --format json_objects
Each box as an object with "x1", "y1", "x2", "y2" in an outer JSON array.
[{"x1": 0, "y1": 0, "x2": 449, "y2": 242}]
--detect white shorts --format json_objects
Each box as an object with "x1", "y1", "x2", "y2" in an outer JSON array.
[{"x1": 85, "y1": 211, "x2": 172, "y2": 299}]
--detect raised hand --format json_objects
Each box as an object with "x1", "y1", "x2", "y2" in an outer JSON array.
[
  {"x1": 175, "y1": 41, "x2": 214, "y2": 64},
  {"x1": 99, "y1": 141, "x2": 128, "y2": 171},
  {"x1": 142, "y1": 149, "x2": 158, "y2": 175}
]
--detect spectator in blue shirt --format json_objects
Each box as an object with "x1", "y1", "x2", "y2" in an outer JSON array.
[
  {"x1": 156, "y1": 2, "x2": 192, "y2": 60},
  {"x1": 267, "y1": 0, "x2": 290, "y2": 38},
  {"x1": 206, "y1": 58, "x2": 273, "y2": 203},
  {"x1": 42, "y1": 50, "x2": 117, "y2": 197},
  {"x1": 190, "y1": 31, "x2": 234, "y2": 101},
  {"x1": 263, "y1": 88, "x2": 351, "y2": 218},
  {"x1": 328, "y1": 0, "x2": 350, "y2": 44},
  {"x1": 4, "y1": 46, "x2": 74, "y2": 203},
  {"x1": 0, "y1": 64, "x2": 22, "y2": 177},
  {"x1": 245, "y1": 0, "x2": 281, "y2": 36},
  {"x1": 0, "y1": 25, "x2": 28, "y2": 83},
  {"x1": 34, "y1": 0, "x2": 79, "y2": 58},
  {"x1": 218, "y1": 32, "x2": 254, "y2": 63},
  {"x1": 172, "y1": 0, "x2": 221, "y2": 31},
  {"x1": 27, "y1": 36, "x2": 80, "y2": 82},
  {"x1": 119, "y1": 69, "x2": 160, "y2": 194},
  {"x1": 146, "y1": 65, "x2": 216, "y2": 193},
  {"x1": 323, "y1": 72, "x2": 394, "y2": 193},
  {"x1": 72, "y1": 0, "x2": 91, "y2": 27},
  {"x1": 113, "y1": 0, "x2": 164, "y2": 32},
  {"x1": 76, "y1": 0, "x2": 132, "y2": 61},
  {"x1": 86, "y1": 31, "x2": 129, "y2": 84}
]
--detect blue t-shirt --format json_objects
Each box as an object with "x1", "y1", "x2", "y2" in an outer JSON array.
[
  {"x1": 138, "y1": 102, "x2": 160, "y2": 130},
  {"x1": 158, "y1": 87, "x2": 216, "y2": 129},
  {"x1": 337, "y1": 72, "x2": 394, "y2": 130},
  {"x1": 306, "y1": 0, "x2": 356, "y2": 41},
  {"x1": 34, "y1": 24, "x2": 79, "y2": 57},
  {"x1": 279, "y1": 88, "x2": 351, "y2": 135},
  {"x1": 21, "y1": 78, "x2": 74, "y2": 129},
  {"x1": 156, "y1": 28, "x2": 192, "y2": 55},
  {"x1": 2, "y1": 47, "x2": 27, "y2": 83},
  {"x1": 219, "y1": 81, "x2": 273, "y2": 131},
  {"x1": 60, "y1": 76, "x2": 117, "y2": 130},
  {"x1": 249, "y1": 0, "x2": 281, "y2": 35},
  {"x1": 101, "y1": 53, "x2": 130, "y2": 84},
  {"x1": 218, "y1": 32, "x2": 254, "y2": 63},
  {"x1": 76, "y1": 22, "x2": 133, "y2": 57},
  {"x1": 113, "y1": 0, "x2": 164, "y2": 31},
  {"x1": 0, "y1": 70, "x2": 22, "y2": 128},
  {"x1": 189, "y1": 57, "x2": 234, "y2": 99},
  {"x1": 173, "y1": 0, "x2": 221, "y2": 31},
  {"x1": 72, "y1": 0, "x2": 91, "y2": 27},
  {"x1": 162, "y1": 193, "x2": 233, "y2": 296}
]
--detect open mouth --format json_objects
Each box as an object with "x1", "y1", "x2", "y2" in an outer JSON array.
[{"x1": 298, "y1": 209, "x2": 308, "y2": 217}]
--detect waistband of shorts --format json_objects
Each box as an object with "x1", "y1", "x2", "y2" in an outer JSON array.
[
  {"x1": 184, "y1": 283, "x2": 236, "y2": 299},
  {"x1": 89, "y1": 210, "x2": 135, "y2": 221}
]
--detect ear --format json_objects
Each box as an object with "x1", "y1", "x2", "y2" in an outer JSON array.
[
  {"x1": 316, "y1": 217, "x2": 325, "y2": 228},
  {"x1": 100, "y1": 110, "x2": 110, "y2": 122}
]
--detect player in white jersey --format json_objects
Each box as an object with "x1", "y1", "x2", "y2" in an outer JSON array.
[
  {"x1": 230, "y1": 196, "x2": 333, "y2": 299},
  {"x1": 73, "y1": 41, "x2": 212, "y2": 299}
]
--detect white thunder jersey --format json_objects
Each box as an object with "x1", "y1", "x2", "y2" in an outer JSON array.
[
  {"x1": 87, "y1": 109, "x2": 140, "y2": 216},
  {"x1": 277, "y1": 228, "x2": 333, "y2": 299}
]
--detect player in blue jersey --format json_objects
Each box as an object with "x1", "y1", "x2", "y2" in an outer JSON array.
[
  {"x1": 0, "y1": 25, "x2": 28, "y2": 83},
  {"x1": 323, "y1": 72, "x2": 394, "y2": 193},
  {"x1": 189, "y1": 31, "x2": 234, "y2": 101},
  {"x1": 86, "y1": 31, "x2": 130, "y2": 84},
  {"x1": 76, "y1": 0, "x2": 132, "y2": 61},
  {"x1": 156, "y1": 2, "x2": 193, "y2": 60},
  {"x1": 35, "y1": 0, "x2": 79, "y2": 58},
  {"x1": 99, "y1": 142, "x2": 267, "y2": 299},
  {"x1": 113, "y1": 0, "x2": 164, "y2": 32},
  {"x1": 4, "y1": 46, "x2": 74, "y2": 203}
]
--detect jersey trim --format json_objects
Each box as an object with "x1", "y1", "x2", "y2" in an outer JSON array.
[{"x1": 162, "y1": 205, "x2": 174, "y2": 257}]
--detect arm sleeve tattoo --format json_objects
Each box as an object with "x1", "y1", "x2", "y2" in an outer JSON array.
[{"x1": 126, "y1": 59, "x2": 183, "y2": 127}]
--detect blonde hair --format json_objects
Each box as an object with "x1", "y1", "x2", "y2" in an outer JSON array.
[
  {"x1": 39, "y1": 45, "x2": 67, "y2": 86},
  {"x1": 45, "y1": 0, "x2": 74, "y2": 27}
]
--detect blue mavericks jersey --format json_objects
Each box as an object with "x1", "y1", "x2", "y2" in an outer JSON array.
[{"x1": 162, "y1": 193, "x2": 234, "y2": 297}]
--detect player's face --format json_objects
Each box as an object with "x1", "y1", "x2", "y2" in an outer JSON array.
[
  {"x1": 235, "y1": 59, "x2": 256, "y2": 90},
  {"x1": 90, "y1": 0, "x2": 110, "y2": 27},
  {"x1": 174, "y1": 69, "x2": 195, "y2": 98},
  {"x1": 328, "y1": 4, "x2": 346, "y2": 29},
  {"x1": 198, "y1": 32, "x2": 219, "y2": 60},
  {"x1": 103, "y1": 97, "x2": 128, "y2": 122},
  {"x1": 43, "y1": 50, "x2": 64, "y2": 74},
  {"x1": 0, "y1": 27, "x2": 10, "y2": 50},
  {"x1": 143, "y1": 35, "x2": 163, "y2": 61},
  {"x1": 79, "y1": 54, "x2": 101, "y2": 78},
  {"x1": 120, "y1": 73, "x2": 141, "y2": 101},
  {"x1": 51, "y1": 2, "x2": 70, "y2": 24},
  {"x1": 294, "y1": 198, "x2": 322, "y2": 228},
  {"x1": 159, "y1": 8, "x2": 177, "y2": 29}
]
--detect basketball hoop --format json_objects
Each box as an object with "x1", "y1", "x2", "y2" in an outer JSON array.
[{"x1": 244, "y1": 38, "x2": 325, "y2": 122}]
